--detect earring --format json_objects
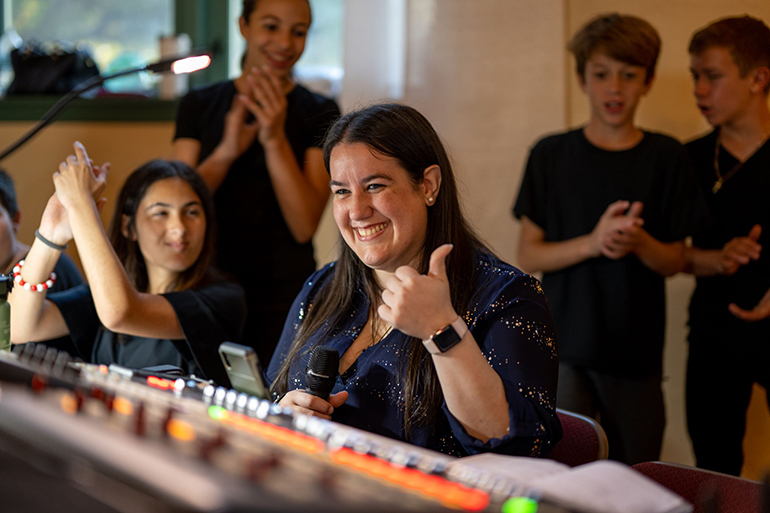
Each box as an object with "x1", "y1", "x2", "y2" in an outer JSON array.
[{"x1": 427, "y1": 197, "x2": 434, "y2": 205}]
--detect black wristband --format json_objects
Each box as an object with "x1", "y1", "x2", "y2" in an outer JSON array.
[{"x1": 35, "y1": 229, "x2": 67, "y2": 251}]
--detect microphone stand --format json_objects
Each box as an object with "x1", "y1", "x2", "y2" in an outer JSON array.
[{"x1": 0, "y1": 52, "x2": 211, "y2": 162}]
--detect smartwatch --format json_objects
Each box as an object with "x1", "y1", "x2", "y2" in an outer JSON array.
[{"x1": 422, "y1": 317, "x2": 468, "y2": 355}]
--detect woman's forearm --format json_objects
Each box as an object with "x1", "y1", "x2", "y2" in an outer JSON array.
[
  {"x1": 263, "y1": 140, "x2": 329, "y2": 243},
  {"x1": 66, "y1": 200, "x2": 186, "y2": 339},
  {"x1": 430, "y1": 331, "x2": 510, "y2": 442},
  {"x1": 66, "y1": 202, "x2": 138, "y2": 329},
  {"x1": 518, "y1": 234, "x2": 596, "y2": 274},
  {"x1": 174, "y1": 138, "x2": 235, "y2": 193},
  {"x1": 196, "y1": 148, "x2": 237, "y2": 192},
  {"x1": 9, "y1": 239, "x2": 67, "y2": 342}
]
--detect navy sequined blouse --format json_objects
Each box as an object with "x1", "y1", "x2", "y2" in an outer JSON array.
[{"x1": 265, "y1": 253, "x2": 562, "y2": 457}]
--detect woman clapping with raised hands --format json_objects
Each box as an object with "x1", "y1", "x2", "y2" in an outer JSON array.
[{"x1": 10, "y1": 142, "x2": 245, "y2": 384}]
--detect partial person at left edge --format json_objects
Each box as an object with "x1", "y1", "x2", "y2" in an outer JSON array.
[
  {"x1": 174, "y1": 0, "x2": 341, "y2": 366},
  {"x1": 0, "y1": 168, "x2": 83, "y2": 355},
  {"x1": 8, "y1": 142, "x2": 246, "y2": 386}
]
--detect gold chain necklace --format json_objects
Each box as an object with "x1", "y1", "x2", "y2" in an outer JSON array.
[{"x1": 713, "y1": 130, "x2": 770, "y2": 194}]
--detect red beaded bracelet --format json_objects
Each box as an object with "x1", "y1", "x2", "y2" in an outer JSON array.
[{"x1": 11, "y1": 259, "x2": 56, "y2": 292}]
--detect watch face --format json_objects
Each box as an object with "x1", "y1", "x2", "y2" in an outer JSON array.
[{"x1": 433, "y1": 325, "x2": 462, "y2": 352}]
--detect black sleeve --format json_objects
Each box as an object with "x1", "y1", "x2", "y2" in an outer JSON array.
[
  {"x1": 173, "y1": 89, "x2": 201, "y2": 141},
  {"x1": 30, "y1": 253, "x2": 85, "y2": 357},
  {"x1": 306, "y1": 97, "x2": 341, "y2": 148},
  {"x1": 513, "y1": 139, "x2": 550, "y2": 230},
  {"x1": 163, "y1": 280, "x2": 247, "y2": 385},
  {"x1": 47, "y1": 284, "x2": 99, "y2": 360},
  {"x1": 443, "y1": 271, "x2": 562, "y2": 457},
  {"x1": 657, "y1": 142, "x2": 712, "y2": 242}
]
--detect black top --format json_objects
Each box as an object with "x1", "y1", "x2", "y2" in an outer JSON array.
[
  {"x1": 266, "y1": 253, "x2": 562, "y2": 457},
  {"x1": 514, "y1": 128, "x2": 708, "y2": 375},
  {"x1": 48, "y1": 279, "x2": 247, "y2": 385},
  {"x1": 687, "y1": 129, "x2": 770, "y2": 342},
  {"x1": 175, "y1": 81, "x2": 340, "y2": 361},
  {"x1": 174, "y1": 82, "x2": 340, "y2": 300}
]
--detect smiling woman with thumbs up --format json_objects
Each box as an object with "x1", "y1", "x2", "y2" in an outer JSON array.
[{"x1": 266, "y1": 104, "x2": 562, "y2": 457}]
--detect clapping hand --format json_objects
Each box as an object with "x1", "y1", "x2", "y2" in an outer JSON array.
[
  {"x1": 378, "y1": 244, "x2": 458, "y2": 340},
  {"x1": 39, "y1": 142, "x2": 108, "y2": 247},
  {"x1": 719, "y1": 224, "x2": 762, "y2": 276},
  {"x1": 219, "y1": 93, "x2": 260, "y2": 160},
  {"x1": 52, "y1": 141, "x2": 108, "y2": 213},
  {"x1": 240, "y1": 66, "x2": 289, "y2": 145},
  {"x1": 591, "y1": 200, "x2": 645, "y2": 260}
]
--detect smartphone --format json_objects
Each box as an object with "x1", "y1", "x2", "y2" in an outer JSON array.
[{"x1": 218, "y1": 342, "x2": 269, "y2": 399}]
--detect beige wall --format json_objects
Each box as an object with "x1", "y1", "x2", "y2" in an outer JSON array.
[
  {"x1": 403, "y1": 0, "x2": 567, "y2": 264},
  {"x1": 1, "y1": 0, "x2": 768, "y2": 478},
  {"x1": 0, "y1": 122, "x2": 176, "y2": 266}
]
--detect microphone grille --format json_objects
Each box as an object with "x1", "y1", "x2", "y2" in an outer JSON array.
[
  {"x1": 308, "y1": 346, "x2": 339, "y2": 376},
  {"x1": 306, "y1": 346, "x2": 339, "y2": 397}
]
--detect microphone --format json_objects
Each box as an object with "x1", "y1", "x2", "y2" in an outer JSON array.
[
  {"x1": 305, "y1": 346, "x2": 339, "y2": 400},
  {"x1": 0, "y1": 51, "x2": 212, "y2": 162}
]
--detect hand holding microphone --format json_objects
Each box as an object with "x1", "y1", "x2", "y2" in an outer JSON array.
[{"x1": 278, "y1": 346, "x2": 348, "y2": 419}]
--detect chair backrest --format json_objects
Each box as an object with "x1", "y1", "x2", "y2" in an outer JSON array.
[
  {"x1": 632, "y1": 461, "x2": 764, "y2": 513},
  {"x1": 546, "y1": 408, "x2": 609, "y2": 467}
]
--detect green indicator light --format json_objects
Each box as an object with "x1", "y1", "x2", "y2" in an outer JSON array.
[
  {"x1": 208, "y1": 405, "x2": 226, "y2": 420},
  {"x1": 502, "y1": 497, "x2": 538, "y2": 513}
]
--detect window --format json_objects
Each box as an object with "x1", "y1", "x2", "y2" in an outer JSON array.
[
  {"x1": 3, "y1": 0, "x2": 174, "y2": 93},
  {"x1": 0, "y1": 0, "x2": 343, "y2": 120}
]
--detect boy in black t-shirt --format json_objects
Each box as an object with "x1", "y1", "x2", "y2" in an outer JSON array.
[
  {"x1": 513, "y1": 14, "x2": 706, "y2": 465},
  {"x1": 683, "y1": 16, "x2": 770, "y2": 476}
]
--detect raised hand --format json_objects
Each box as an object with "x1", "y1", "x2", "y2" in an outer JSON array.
[
  {"x1": 52, "y1": 141, "x2": 108, "y2": 213},
  {"x1": 40, "y1": 143, "x2": 108, "y2": 246},
  {"x1": 590, "y1": 200, "x2": 645, "y2": 260},
  {"x1": 378, "y1": 244, "x2": 458, "y2": 340},
  {"x1": 240, "y1": 66, "x2": 289, "y2": 145},
  {"x1": 719, "y1": 224, "x2": 762, "y2": 276}
]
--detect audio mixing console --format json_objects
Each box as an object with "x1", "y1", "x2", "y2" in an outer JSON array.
[{"x1": 0, "y1": 345, "x2": 570, "y2": 513}]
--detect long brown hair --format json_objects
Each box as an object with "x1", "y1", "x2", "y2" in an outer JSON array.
[
  {"x1": 270, "y1": 104, "x2": 489, "y2": 435},
  {"x1": 107, "y1": 160, "x2": 217, "y2": 293}
]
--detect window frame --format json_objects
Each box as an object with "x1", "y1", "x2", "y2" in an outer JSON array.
[{"x1": 0, "y1": 0, "x2": 230, "y2": 122}]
